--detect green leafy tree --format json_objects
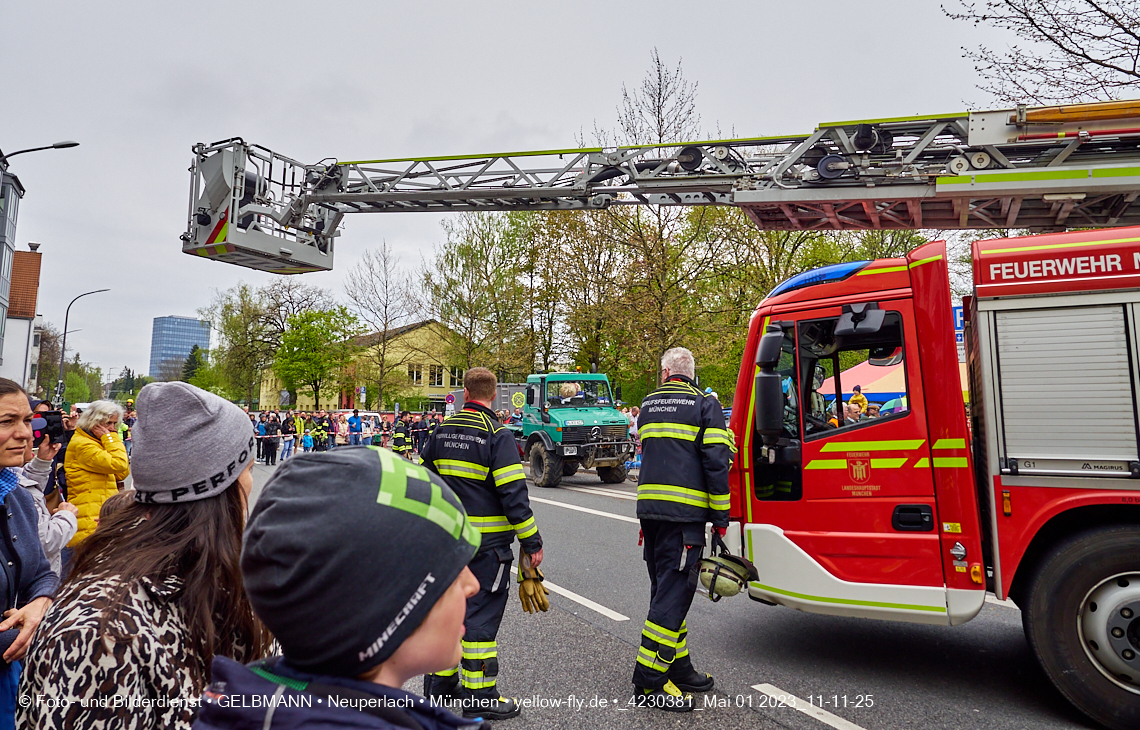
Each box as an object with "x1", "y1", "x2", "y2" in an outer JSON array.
[
  {"x1": 182, "y1": 345, "x2": 206, "y2": 382},
  {"x1": 64, "y1": 371, "x2": 90, "y2": 404},
  {"x1": 274, "y1": 308, "x2": 362, "y2": 410}
]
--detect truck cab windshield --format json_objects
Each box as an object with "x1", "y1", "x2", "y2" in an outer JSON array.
[{"x1": 546, "y1": 380, "x2": 612, "y2": 409}]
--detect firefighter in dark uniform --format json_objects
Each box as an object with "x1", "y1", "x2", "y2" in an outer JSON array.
[
  {"x1": 632, "y1": 347, "x2": 732, "y2": 711},
  {"x1": 391, "y1": 411, "x2": 412, "y2": 459},
  {"x1": 420, "y1": 368, "x2": 543, "y2": 721}
]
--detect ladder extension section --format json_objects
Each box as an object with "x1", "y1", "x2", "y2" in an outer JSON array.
[{"x1": 183, "y1": 100, "x2": 1140, "y2": 273}]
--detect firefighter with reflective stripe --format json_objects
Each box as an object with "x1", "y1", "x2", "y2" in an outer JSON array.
[
  {"x1": 632, "y1": 346, "x2": 731, "y2": 711},
  {"x1": 392, "y1": 411, "x2": 413, "y2": 459},
  {"x1": 420, "y1": 367, "x2": 543, "y2": 721}
]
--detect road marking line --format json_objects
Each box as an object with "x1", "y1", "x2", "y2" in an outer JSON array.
[
  {"x1": 985, "y1": 594, "x2": 1019, "y2": 609},
  {"x1": 510, "y1": 567, "x2": 629, "y2": 621},
  {"x1": 529, "y1": 495, "x2": 640, "y2": 524},
  {"x1": 752, "y1": 684, "x2": 868, "y2": 730},
  {"x1": 562, "y1": 486, "x2": 637, "y2": 501}
]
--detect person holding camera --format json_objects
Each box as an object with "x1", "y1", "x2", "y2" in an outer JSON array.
[{"x1": 22, "y1": 403, "x2": 78, "y2": 576}]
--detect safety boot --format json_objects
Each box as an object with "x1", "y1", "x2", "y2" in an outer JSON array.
[
  {"x1": 634, "y1": 680, "x2": 693, "y2": 712},
  {"x1": 669, "y1": 658, "x2": 715, "y2": 692},
  {"x1": 423, "y1": 673, "x2": 460, "y2": 705},
  {"x1": 461, "y1": 692, "x2": 521, "y2": 720}
]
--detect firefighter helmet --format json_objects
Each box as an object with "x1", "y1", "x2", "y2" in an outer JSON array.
[{"x1": 699, "y1": 534, "x2": 759, "y2": 602}]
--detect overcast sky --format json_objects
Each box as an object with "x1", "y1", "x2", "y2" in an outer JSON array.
[{"x1": 4, "y1": 0, "x2": 1013, "y2": 378}]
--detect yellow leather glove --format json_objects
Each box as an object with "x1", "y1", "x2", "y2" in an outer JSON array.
[{"x1": 518, "y1": 553, "x2": 549, "y2": 613}]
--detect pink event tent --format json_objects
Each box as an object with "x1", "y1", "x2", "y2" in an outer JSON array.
[{"x1": 819, "y1": 361, "x2": 969, "y2": 404}]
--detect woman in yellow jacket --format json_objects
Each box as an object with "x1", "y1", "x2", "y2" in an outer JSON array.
[{"x1": 65, "y1": 400, "x2": 129, "y2": 547}]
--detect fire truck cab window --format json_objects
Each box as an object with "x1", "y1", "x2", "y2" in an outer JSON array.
[
  {"x1": 799, "y1": 312, "x2": 908, "y2": 439},
  {"x1": 753, "y1": 326, "x2": 803, "y2": 501}
]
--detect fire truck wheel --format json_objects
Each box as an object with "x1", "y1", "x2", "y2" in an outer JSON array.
[
  {"x1": 1022, "y1": 525, "x2": 1140, "y2": 730},
  {"x1": 562, "y1": 461, "x2": 579, "y2": 477},
  {"x1": 597, "y1": 462, "x2": 628, "y2": 484},
  {"x1": 529, "y1": 442, "x2": 562, "y2": 488}
]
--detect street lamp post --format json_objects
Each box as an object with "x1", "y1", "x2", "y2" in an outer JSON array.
[
  {"x1": 0, "y1": 141, "x2": 80, "y2": 167},
  {"x1": 54, "y1": 289, "x2": 109, "y2": 403}
]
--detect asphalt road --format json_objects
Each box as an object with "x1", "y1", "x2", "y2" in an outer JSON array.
[{"x1": 249, "y1": 456, "x2": 1096, "y2": 730}]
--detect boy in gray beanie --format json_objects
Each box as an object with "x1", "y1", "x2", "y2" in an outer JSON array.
[{"x1": 194, "y1": 447, "x2": 488, "y2": 730}]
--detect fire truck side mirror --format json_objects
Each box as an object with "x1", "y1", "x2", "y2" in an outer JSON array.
[{"x1": 754, "y1": 327, "x2": 785, "y2": 446}]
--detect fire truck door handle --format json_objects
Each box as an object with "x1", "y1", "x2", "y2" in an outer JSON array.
[{"x1": 891, "y1": 504, "x2": 934, "y2": 532}]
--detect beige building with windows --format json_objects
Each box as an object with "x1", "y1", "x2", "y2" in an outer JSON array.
[{"x1": 259, "y1": 319, "x2": 460, "y2": 411}]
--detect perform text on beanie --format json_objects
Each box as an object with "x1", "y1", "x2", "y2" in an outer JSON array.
[
  {"x1": 137, "y1": 437, "x2": 253, "y2": 504},
  {"x1": 358, "y1": 573, "x2": 436, "y2": 663}
]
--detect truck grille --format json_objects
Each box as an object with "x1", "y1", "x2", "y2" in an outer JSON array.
[{"x1": 562, "y1": 425, "x2": 628, "y2": 444}]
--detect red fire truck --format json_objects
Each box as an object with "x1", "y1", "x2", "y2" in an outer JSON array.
[
  {"x1": 736, "y1": 226, "x2": 1140, "y2": 730},
  {"x1": 186, "y1": 98, "x2": 1140, "y2": 729}
]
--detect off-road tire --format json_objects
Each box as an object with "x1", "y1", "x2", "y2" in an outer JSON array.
[
  {"x1": 529, "y1": 442, "x2": 563, "y2": 488},
  {"x1": 562, "y1": 461, "x2": 579, "y2": 477},
  {"x1": 597, "y1": 462, "x2": 628, "y2": 484},
  {"x1": 1022, "y1": 525, "x2": 1140, "y2": 730}
]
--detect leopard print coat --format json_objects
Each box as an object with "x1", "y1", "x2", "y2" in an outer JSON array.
[{"x1": 17, "y1": 575, "x2": 203, "y2": 730}]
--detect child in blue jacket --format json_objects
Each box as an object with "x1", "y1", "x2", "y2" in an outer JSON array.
[{"x1": 301, "y1": 429, "x2": 314, "y2": 452}]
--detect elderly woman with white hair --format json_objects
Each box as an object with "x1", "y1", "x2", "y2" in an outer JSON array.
[{"x1": 64, "y1": 400, "x2": 129, "y2": 550}]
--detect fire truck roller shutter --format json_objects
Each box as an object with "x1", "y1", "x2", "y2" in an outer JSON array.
[{"x1": 993, "y1": 304, "x2": 1139, "y2": 477}]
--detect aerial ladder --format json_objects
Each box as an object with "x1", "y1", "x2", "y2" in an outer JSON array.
[{"x1": 183, "y1": 99, "x2": 1140, "y2": 273}]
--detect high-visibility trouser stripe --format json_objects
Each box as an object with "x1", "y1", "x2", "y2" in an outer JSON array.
[
  {"x1": 642, "y1": 620, "x2": 680, "y2": 647},
  {"x1": 434, "y1": 666, "x2": 459, "y2": 677},
  {"x1": 435, "y1": 460, "x2": 490, "y2": 479},
  {"x1": 676, "y1": 623, "x2": 689, "y2": 659},
  {"x1": 636, "y1": 646, "x2": 671, "y2": 673},
  {"x1": 460, "y1": 671, "x2": 497, "y2": 690},
  {"x1": 492, "y1": 463, "x2": 526, "y2": 488},
  {"x1": 462, "y1": 648, "x2": 497, "y2": 660},
  {"x1": 468, "y1": 515, "x2": 514, "y2": 533},
  {"x1": 513, "y1": 516, "x2": 538, "y2": 539},
  {"x1": 709, "y1": 493, "x2": 730, "y2": 511}
]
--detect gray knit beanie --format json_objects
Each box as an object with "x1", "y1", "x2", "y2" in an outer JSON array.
[{"x1": 132, "y1": 382, "x2": 255, "y2": 504}]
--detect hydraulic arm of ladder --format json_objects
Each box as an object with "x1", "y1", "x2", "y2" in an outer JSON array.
[{"x1": 183, "y1": 100, "x2": 1140, "y2": 273}]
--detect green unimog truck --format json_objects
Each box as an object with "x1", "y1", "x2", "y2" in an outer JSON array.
[{"x1": 504, "y1": 372, "x2": 635, "y2": 488}]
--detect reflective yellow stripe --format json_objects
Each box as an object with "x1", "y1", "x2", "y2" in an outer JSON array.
[
  {"x1": 703, "y1": 428, "x2": 732, "y2": 447},
  {"x1": 909, "y1": 254, "x2": 943, "y2": 268},
  {"x1": 820, "y1": 440, "x2": 925, "y2": 452},
  {"x1": 637, "y1": 485, "x2": 710, "y2": 509},
  {"x1": 636, "y1": 647, "x2": 670, "y2": 672},
  {"x1": 463, "y1": 641, "x2": 496, "y2": 648},
  {"x1": 513, "y1": 516, "x2": 538, "y2": 539},
  {"x1": 643, "y1": 622, "x2": 679, "y2": 647},
  {"x1": 436, "y1": 459, "x2": 490, "y2": 479},
  {"x1": 806, "y1": 459, "x2": 847, "y2": 470},
  {"x1": 645, "y1": 620, "x2": 680, "y2": 639},
  {"x1": 462, "y1": 648, "x2": 497, "y2": 659},
  {"x1": 933, "y1": 457, "x2": 969, "y2": 468},
  {"x1": 709, "y1": 493, "x2": 730, "y2": 511},
  {"x1": 932, "y1": 438, "x2": 966, "y2": 450},
  {"x1": 914, "y1": 457, "x2": 930, "y2": 468},
  {"x1": 468, "y1": 515, "x2": 513, "y2": 533},
  {"x1": 870, "y1": 458, "x2": 908, "y2": 468},
  {"x1": 640, "y1": 423, "x2": 700, "y2": 441},
  {"x1": 856, "y1": 265, "x2": 908, "y2": 276},
  {"x1": 434, "y1": 666, "x2": 458, "y2": 677},
  {"x1": 492, "y1": 463, "x2": 526, "y2": 487}
]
